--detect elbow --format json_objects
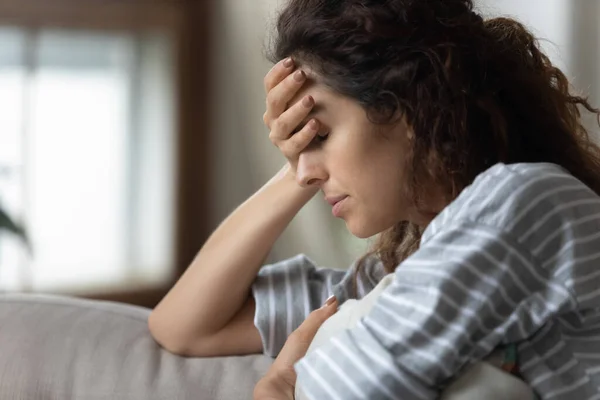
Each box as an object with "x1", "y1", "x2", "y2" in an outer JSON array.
[
  {"x1": 147, "y1": 311, "x2": 216, "y2": 357},
  {"x1": 147, "y1": 311, "x2": 194, "y2": 357}
]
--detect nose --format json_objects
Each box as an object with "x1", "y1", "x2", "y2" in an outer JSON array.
[{"x1": 295, "y1": 152, "x2": 328, "y2": 188}]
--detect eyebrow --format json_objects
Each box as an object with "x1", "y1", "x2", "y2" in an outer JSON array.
[{"x1": 291, "y1": 104, "x2": 325, "y2": 135}]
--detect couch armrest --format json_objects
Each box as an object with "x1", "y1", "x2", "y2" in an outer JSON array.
[{"x1": 0, "y1": 293, "x2": 272, "y2": 400}]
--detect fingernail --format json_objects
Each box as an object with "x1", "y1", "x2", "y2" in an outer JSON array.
[
  {"x1": 302, "y1": 96, "x2": 314, "y2": 108},
  {"x1": 322, "y1": 295, "x2": 337, "y2": 307},
  {"x1": 283, "y1": 57, "x2": 294, "y2": 68},
  {"x1": 308, "y1": 119, "x2": 318, "y2": 130},
  {"x1": 294, "y1": 70, "x2": 306, "y2": 82}
]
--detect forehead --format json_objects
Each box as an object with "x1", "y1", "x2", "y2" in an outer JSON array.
[
  {"x1": 288, "y1": 72, "x2": 333, "y2": 106},
  {"x1": 288, "y1": 70, "x2": 361, "y2": 117}
]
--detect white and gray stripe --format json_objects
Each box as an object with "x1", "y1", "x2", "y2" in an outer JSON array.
[{"x1": 253, "y1": 163, "x2": 600, "y2": 399}]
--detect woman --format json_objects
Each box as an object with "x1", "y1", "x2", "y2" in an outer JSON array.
[{"x1": 149, "y1": 0, "x2": 600, "y2": 398}]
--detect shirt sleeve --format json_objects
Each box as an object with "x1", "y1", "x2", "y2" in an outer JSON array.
[
  {"x1": 294, "y1": 220, "x2": 577, "y2": 400},
  {"x1": 251, "y1": 254, "x2": 349, "y2": 357}
]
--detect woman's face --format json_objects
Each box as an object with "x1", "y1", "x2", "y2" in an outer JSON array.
[{"x1": 288, "y1": 74, "x2": 422, "y2": 238}]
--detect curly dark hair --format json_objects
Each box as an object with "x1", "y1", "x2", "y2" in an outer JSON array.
[{"x1": 267, "y1": 0, "x2": 600, "y2": 277}]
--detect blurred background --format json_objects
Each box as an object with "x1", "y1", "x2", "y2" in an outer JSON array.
[{"x1": 0, "y1": 0, "x2": 597, "y2": 308}]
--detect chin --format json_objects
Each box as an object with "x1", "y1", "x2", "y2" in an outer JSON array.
[
  {"x1": 345, "y1": 219, "x2": 383, "y2": 239},
  {"x1": 345, "y1": 214, "x2": 401, "y2": 239}
]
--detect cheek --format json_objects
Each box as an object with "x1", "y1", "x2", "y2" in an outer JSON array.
[
  {"x1": 356, "y1": 163, "x2": 407, "y2": 222},
  {"x1": 334, "y1": 124, "x2": 410, "y2": 217},
  {"x1": 364, "y1": 149, "x2": 409, "y2": 209}
]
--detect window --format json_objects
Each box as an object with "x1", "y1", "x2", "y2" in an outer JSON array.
[{"x1": 0, "y1": 27, "x2": 177, "y2": 294}]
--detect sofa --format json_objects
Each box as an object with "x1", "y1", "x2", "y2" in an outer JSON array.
[{"x1": 0, "y1": 293, "x2": 273, "y2": 400}]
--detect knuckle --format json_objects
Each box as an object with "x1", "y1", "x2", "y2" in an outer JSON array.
[
  {"x1": 287, "y1": 140, "x2": 303, "y2": 154},
  {"x1": 266, "y1": 94, "x2": 282, "y2": 112},
  {"x1": 287, "y1": 76, "x2": 298, "y2": 91},
  {"x1": 264, "y1": 75, "x2": 273, "y2": 91},
  {"x1": 281, "y1": 148, "x2": 294, "y2": 160},
  {"x1": 268, "y1": 131, "x2": 278, "y2": 144},
  {"x1": 273, "y1": 119, "x2": 288, "y2": 134},
  {"x1": 265, "y1": 93, "x2": 275, "y2": 109}
]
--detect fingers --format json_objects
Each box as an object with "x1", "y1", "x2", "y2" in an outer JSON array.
[
  {"x1": 283, "y1": 296, "x2": 338, "y2": 356},
  {"x1": 270, "y1": 296, "x2": 338, "y2": 387},
  {"x1": 269, "y1": 95, "x2": 319, "y2": 158},
  {"x1": 264, "y1": 57, "x2": 295, "y2": 94},
  {"x1": 264, "y1": 69, "x2": 308, "y2": 127},
  {"x1": 263, "y1": 58, "x2": 318, "y2": 172},
  {"x1": 297, "y1": 296, "x2": 338, "y2": 340},
  {"x1": 269, "y1": 94, "x2": 314, "y2": 142},
  {"x1": 279, "y1": 119, "x2": 319, "y2": 159}
]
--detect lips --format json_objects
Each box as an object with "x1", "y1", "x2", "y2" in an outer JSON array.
[
  {"x1": 325, "y1": 195, "x2": 348, "y2": 206},
  {"x1": 326, "y1": 195, "x2": 348, "y2": 217}
]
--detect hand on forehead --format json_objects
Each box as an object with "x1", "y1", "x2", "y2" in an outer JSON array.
[{"x1": 287, "y1": 67, "x2": 323, "y2": 107}]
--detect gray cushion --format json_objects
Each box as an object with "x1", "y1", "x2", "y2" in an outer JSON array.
[{"x1": 0, "y1": 294, "x2": 273, "y2": 400}]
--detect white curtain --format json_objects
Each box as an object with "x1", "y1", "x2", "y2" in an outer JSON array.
[{"x1": 0, "y1": 29, "x2": 176, "y2": 292}]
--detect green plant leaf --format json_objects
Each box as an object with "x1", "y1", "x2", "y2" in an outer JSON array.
[{"x1": 0, "y1": 206, "x2": 29, "y2": 249}]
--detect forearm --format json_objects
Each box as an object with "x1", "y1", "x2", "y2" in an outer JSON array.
[{"x1": 148, "y1": 165, "x2": 317, "y2": 350}]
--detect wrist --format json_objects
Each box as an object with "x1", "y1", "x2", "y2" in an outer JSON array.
[
  {"x1": 268, "y1": 163, "x2": 296, "y2": 185},
  {"x1": 254, "y1": 372, "x2": 295, "y2": 400},
  {"x1": 268, "y1": 164, "x2": 319, "y2": 199}
]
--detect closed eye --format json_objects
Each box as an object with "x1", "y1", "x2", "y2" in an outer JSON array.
[{"x1": 315, "y1": 132, "x2": 329, "y2": 143}]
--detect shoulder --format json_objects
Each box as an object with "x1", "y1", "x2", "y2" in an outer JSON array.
[{"x1": 425, "y1": 162, "x2": 600, "y2": 248}]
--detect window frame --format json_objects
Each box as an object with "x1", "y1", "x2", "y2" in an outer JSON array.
[{"x1": 0, "y1": 0, "x2": 212, "y2": 308}]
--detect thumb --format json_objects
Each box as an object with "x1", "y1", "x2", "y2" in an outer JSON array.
[
  {"x1": 275, "y1": 296, "x2": 338, "y2": 367},
  {"x1": 280, "y1": 296, "x2": 337, "y2": 363},
  {"x1": 298, "y1": 295, "x2": 338, "y2": 340},
  {"x1": 270, "y1": 296, "x2": 338, "y2": 389}
]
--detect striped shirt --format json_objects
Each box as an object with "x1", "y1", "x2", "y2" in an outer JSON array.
[{"x1": 251, "y1": 162, "x2": 600, "y2": 400}]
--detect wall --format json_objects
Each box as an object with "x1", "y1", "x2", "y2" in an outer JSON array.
[{"x1": 477, "y1": 0, "x2": 599, "y2": 138}]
